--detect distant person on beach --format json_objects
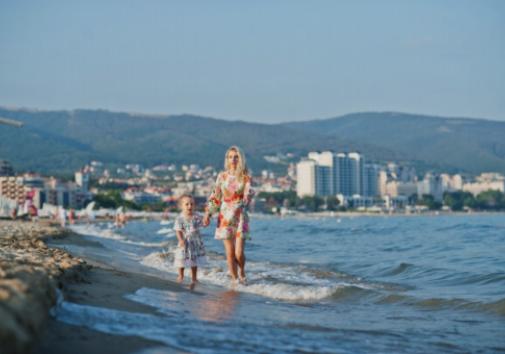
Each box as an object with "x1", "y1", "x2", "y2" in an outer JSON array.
[
  {"x1": 10, "y1": 205, "x2": 18, "y2": 220},
  {"x1": 115, "y1": 207, "x2": 127, "y2": 228},
  {"x1": 174, "y1": 194, "x2": 208, "y2": 290},
  {"x1": 28, "y1": 204, "x2": 38, "y2": 221},
  {"x1": 58, "y1": 207, "x2": 67, "y2": 227},
  {"x1": 203, "y1": 146, "x2": 254, "y2": 285},
  {"x1": 68, "y1": 209, "x2": 76, "y2": 224}
]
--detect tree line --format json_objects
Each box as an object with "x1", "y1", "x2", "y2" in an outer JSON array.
[
  {"x1": 257, "y1": 190, "x2": 505, "y2": 212},
  {"x1": 92, "y1": 189, "x2": 505, "y2": 213}
]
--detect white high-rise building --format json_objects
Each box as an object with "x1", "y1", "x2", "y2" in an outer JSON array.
[
  {"x1": 378, "y1": 170, "x2": 388, "y2": 196},
  {"x1": 308, "y1": 151, "x2": 335, "y2": 196},
  {"x1": 296, "y1": 160, "x2": 317, "y2": 197},
  {"x1": 418, "y1": 173, "x2": 444, "y2": 201},
  {"x1": 348, "y1": 152, "x2": 364, "y2": 196},
  {"x1": 297, "y1": 151, "x2": 377, "y2": 198},
  {"x1": 364, "y1": 164, "x2": 381, "y2": 197},
  {"x1": 315, "y1": 165, "x2": 332, "y2": 196},
  {"x1": 75, "y1": 170, "x2": 90, "y2": 191}
]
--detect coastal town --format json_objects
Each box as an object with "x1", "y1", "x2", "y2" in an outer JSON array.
[
  {"x1": 1, "y1": 1, "x2": 504, "y2": 353},
  {"x1": 1, "y1": 151, "x2": 505, "y2": 220}
]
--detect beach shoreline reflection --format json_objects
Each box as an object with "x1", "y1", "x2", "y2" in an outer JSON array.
[{"x1": 192, "y1": 290, "x2": 239, "y2": 322}]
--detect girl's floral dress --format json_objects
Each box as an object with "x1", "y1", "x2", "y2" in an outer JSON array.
[
  {"x1": 207, "y1": 171, "x2": 254, "y2": 240},
  {"x1": 173, "y1": 213, "x2": 207, "y2": 268}
]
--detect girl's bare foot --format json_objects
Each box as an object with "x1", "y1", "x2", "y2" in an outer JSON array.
[
  {"x1": 189, "y1": 281, "x2": 196, "y2": 290},
  {"x1": 176, "y1": 275, "x2": 184, "y2": 283}
]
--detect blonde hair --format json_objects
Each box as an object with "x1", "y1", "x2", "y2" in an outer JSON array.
[
  {"x1": 177, "y1": 194, "x2": 194, "y2": 209},
  {"x1": 224, "y1": 146, "x2": 249, "y2": 180}
]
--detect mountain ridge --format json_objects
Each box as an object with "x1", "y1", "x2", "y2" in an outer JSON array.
[{"x1": 1, "y1": 107, "x2": 504, "y2": 175}]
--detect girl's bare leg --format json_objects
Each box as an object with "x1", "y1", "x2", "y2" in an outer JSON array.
[
  {"x1": 235, "y1": 237, "x2": 246, "y2": 282},
  {"x1": 189, "y1": 267, "x2": 198, "y2": 290},
  {"x1": 177, "y1": 268, "x2": 184, "y2": 283},
  {"x1": 223, "y1": 239, "x2": 238, "y2": 281}
]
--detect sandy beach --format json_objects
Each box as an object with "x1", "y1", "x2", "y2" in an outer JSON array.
[
  {"x1": 0, "y1": 220, "x2": 183, "y2": 354},
  {"x1": 33, "y1": 259, "x2": 184, "y2": 354}
]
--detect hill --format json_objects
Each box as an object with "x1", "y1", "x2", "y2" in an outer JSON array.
[
  {"x1": 1, "y1": 107, "x2": 504, "y2": 175},
  {"x1": 0, "y1": 107, "x2": 393, "y2": 174},
  {"x1": 283, "y1": 112, "x2": 505, "y2": 174}
]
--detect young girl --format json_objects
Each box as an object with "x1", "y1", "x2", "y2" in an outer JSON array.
[{"x1": 174, "y1": 194, "x2": 208, "y2": 290}]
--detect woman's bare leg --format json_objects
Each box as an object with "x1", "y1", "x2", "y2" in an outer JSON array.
[
  {"x1": 235, "y1": 237, "x2": 246, "y2": 281},
  {"x1": 223, "y1": 239, "x2": 238, "y2": 280}
]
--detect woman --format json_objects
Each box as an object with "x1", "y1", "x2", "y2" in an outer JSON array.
[{"x1": 203, "y1": 146, "x2": 253, "y2": 285}]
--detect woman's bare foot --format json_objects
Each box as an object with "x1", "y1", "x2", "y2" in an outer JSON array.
[
  {"x1": 176, "y1": 275, "x2": 184, "y2": 283},
  {"x1": 239, "y1": 276, "x2": 248, "y2": 286},
  {"x1": 189, "y1": 281, "x2": 196, "y2": 290},
  {"x1": 230, "y1": 278, "x2": 238, "y2": 288}
]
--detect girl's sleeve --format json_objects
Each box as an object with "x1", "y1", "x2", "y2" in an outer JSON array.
[
  {"x1": 243, "y1": 175, "x2": 255, "y2": 207},
  {"x1": 206, "y1": 173, "x2": 222, "y2": 216},
  {"x1": 173, "y1": 216, "x2": 183, "y2": 231}
]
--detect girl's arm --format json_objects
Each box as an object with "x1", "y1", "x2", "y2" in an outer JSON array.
[
  {"x1": 176, "y1": 230, "x2": 185, "y2": 247},
  {"x1": 174, "y1": 217, "x2": 185, "y2": 246}
]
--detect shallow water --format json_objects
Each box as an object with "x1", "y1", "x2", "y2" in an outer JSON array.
[{"x1": 55, "y1": 214, "x2": 505, "y2": 353}]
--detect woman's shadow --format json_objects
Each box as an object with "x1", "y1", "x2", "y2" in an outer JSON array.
[{"x1": 192, "y1": 290, "x2": 239, "y2": 322}]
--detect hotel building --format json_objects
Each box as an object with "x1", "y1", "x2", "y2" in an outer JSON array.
[{"x1": 296, "y1": 151, "x2": 379, "y2": 198}]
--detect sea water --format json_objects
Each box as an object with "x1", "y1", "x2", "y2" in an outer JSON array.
[{"x1": 54, "y1": 214, "x2": 505, "y2": 353}]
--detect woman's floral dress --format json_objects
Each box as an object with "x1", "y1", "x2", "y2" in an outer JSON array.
[
  {"x1": 207, "y1": 171, "x2": 254, "y2": 240},
  {"x1": 173, "y1": 213, "x2": 207, "y2": 268}
]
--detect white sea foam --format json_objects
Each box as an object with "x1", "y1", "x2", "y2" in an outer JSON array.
[
  {"x1": 71, "y1": 224, "x2": 126, "y2": 240},
  {"x1": 156, "y1": 227, "x2": 175, "y2": 236},
  {"x1": 70, "y1": 224, "x2": 166, "y2": 247},
  {"x1": 140, "y1": 249, "x2": 358, "y2": 302},
  {"x1": 71, "y1": 221, "x2": 371, "y2": 302}
]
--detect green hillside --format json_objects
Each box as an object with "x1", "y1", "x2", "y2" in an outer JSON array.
[
  {"x1": 283, "y1": 112, "x2": 505, "y2": 174},
  {"x1": 1, "y1": 108, "x2": 503, "y2": 175},
  {"x1": 0, "y1": 108, "x2": 394, "y2": 174}
]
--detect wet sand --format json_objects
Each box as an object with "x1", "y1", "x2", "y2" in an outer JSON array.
[
  {"x1": 33, "y1": 260, "x2": 184, "y2": 354},
  {"x1": 0, "y1": 220, "x2": 183, "y2": 354}
]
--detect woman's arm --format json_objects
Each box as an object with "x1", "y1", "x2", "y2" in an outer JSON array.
[
  {"x1": 206, "y1": 173, "x2": 223, "y2": 216},
  {"x1": 243, "y1": 175, "x2": 254, "y2": 207}
]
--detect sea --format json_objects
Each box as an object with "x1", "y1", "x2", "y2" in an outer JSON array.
[{"x1": 52, "y1": 214, "x2": 505, "y2": 353}]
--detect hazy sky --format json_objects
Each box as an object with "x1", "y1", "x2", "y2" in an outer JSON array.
[{"x1": 1, "y1": 1, "x2": 504, "y2": 122}]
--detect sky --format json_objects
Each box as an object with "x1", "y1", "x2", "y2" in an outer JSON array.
[{"x1": 0, "y1": 0, "x2": 504, "y2": 123}]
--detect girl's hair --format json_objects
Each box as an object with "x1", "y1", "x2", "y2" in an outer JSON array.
[
  {"x1": 224, "y1": 146, "x2": 249, "y2": 180},
  {"x1": 177, "y1": 194, "x2": 194, "y2": 208}
]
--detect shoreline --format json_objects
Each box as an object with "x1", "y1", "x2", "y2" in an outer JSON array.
[
  {"x1": 33, "y1": 257, "x2": 184, "y2": 354},
  {"x1": 0, "y1": 220, "x2": 88, "y2": 354},
  {"x1": 0, "y1": 220, "x2": 183, "y2": 354},
  {"x1": 252, "y1": 210, "x2": 505, "y2": 219}
]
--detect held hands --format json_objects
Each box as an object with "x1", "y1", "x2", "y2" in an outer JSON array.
[{"x1": 203, "y1": 213, "x2": 211, "y2": 227}]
